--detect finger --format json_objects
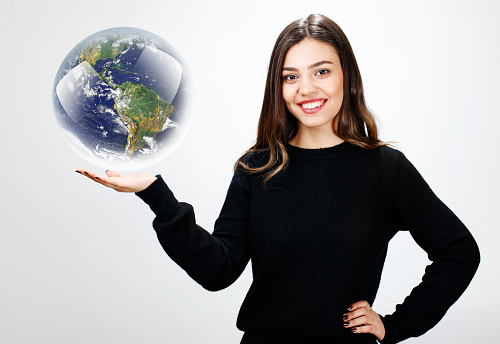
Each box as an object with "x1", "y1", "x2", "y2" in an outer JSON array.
[
  {"x1": 94, "y1": 174, "x2": 135, "y2": 192},
  {"x1": 106, "y1": 170, "x2": 120, "y2": 177},
  {"x1": 344, "y1": 315, "x2": 368, "y2": 328},
  {"x1": 343, "y1": 307, "x2": 367, "y2": 322},
  {"x1": 76, "y1": 168, "x2": 132, "y2": 192},
  {"x1": 93, "y1": 174, "x2": 122, "y2": 188},
  {"x1": 351, "y1": 323, "x2": 385, "y2": 341},
  {"x1": 75, "y1": 168, "x2": 90, "y2": 176},
  {"x1": 76, "y1": 168, "x2": 100, "y2": 182},
  {"x1": 79, "y1": 168, "x2": 95, "y2": 177},
  {"x1": 93, "y1": 174, "x2": 112, "y2": 185},
  {"x1": 77, "y1": 168, "x2": 94, "y2": 174},
  {"x1": 348, "y1": 300, "x2": 371, "y2": 311},
  {"x1": 350, "y1": 324, "x2": 376, "y2": 334}
]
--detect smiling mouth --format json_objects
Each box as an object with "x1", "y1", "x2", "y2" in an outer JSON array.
[
  {"x1": 297, "y1": 99, "x2": 327, "y2": 112},
  {"x1": 300, "y1": 100, "x2": 326, "y2": 110}
]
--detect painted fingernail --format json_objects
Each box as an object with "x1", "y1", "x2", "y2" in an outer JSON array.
[
  {"x1": 343, "y1": 322, "x2": 349, "y2": 327},
  {"x1": 343, "y1": 315, "x2": 348, "y2": 321},
  {"x1": 347, "y1": 305, "x2": 353, "y2": 311},
  {"x1": 75, "y1": 171, "x2": 82, "y2": 174},
  {"x1": 95, "y1": 176, "x2": 100, "y2": 180},
  {"x1": 351, "y1": 328, "x2": 357, "y2": 333}
]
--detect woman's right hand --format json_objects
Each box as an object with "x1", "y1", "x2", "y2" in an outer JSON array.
[{"x1": 75, "y1": 169, "x2": 157, "y2": 193}]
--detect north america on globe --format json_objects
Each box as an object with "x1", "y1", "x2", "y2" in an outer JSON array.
[{"x1": 53, "y1": 28, "x2": 191, "y2": 170}]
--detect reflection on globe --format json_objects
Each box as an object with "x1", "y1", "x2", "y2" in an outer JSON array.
[{"x1": 53, "y1": 27, "x2": 192, "y2": 170}]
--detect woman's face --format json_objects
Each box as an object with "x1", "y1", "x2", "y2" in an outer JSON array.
[{"x1": 282, "y1": 38, "x2": 344, "y2": 136}]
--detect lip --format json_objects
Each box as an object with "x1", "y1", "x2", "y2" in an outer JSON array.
[
  {"x1": 297, "y1": 98, "x2": 327, "y2": 114},
  {"x1": 297, "y1": 98, "x2": 326, "y2": 105}
]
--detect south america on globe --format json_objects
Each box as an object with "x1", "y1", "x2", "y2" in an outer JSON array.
[{"x1": 53, "y1": 28, "x2": 192, "y2": 170}]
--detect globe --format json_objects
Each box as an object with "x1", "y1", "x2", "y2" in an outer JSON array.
[{"x1": 53, "y1": 27, "x2": 192, "y2": 170}]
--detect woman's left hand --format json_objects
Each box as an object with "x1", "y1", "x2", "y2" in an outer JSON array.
[{"x1": 343, "y1": 300, "x2": 385, "y2": 341}]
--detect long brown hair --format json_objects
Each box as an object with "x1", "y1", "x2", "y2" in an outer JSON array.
[{"x1": 235, "y1": 14, "x2": 387, "y2": 183}]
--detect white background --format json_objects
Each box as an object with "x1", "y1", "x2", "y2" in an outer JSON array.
[{"x1": 1, "y1": 0, "x2": 499, "y2": 343}]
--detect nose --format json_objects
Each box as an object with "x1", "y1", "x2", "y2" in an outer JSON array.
[{"x1": 298, "y1": 75, "x2": 316, "y2": 96}]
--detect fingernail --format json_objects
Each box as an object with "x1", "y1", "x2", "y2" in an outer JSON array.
[
  {"x1": 343, "y1": 322, "x2": 349, "y2": 327},
  {"x1": 347, "y1": 305, "x2": 353, "y2": 311},
  {"x1": 75, "y1": 171, "x2": 82, "y2": 174},
  {"x1": 351, "y1": 328, "x2": 357, "y2": 333},
  {"x1": 343, "y1": 315, "x2": 348, "y2": 321},
  {"x1": 95, "y1": 176, "x2": 100, "y2": 180}
]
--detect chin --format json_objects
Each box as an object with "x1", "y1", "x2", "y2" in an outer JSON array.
[{"x1": 297, "y1": 116, "x2": 336, "y2": 131}]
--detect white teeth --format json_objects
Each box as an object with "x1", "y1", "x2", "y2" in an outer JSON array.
[{"x1": 301, "y1": 101, "x2": 323, "y2": 109}]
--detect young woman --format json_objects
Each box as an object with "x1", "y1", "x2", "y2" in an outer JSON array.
[{"x1": 77, "y1": 14, "x2": 480, "y2": 344}]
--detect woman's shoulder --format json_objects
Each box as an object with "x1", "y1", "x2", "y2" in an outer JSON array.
[
  {"x1": 356, "y1": 144, "x2": 427, "y2": 187},
  {"x1": 238, "y1": 149, "x2": 272, "y2": 170},
  {"x1": 231, "y1": 149, "x2": 271, "y2": 188},
  {"x1": 348, "y1": 143, "x2": 414, "y2": 181},
  {"x1": 353, "y1": 142, "x2": 404, "y2": 164}
]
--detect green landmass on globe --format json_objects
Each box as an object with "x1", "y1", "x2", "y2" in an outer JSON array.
[
  {"x1": 78, "y1": 35, "x2": 129, "y2": 67},
  {"x1": 115, "y1": 82, "x2": 174, "y2": 155},
  {"x1": 77, "y1": 35, "x2": 175, "y2": 156}
]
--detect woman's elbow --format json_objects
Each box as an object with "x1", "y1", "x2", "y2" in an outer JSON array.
[{"x1": 199, "y1": 278, "x2": 235, "y2": 292}]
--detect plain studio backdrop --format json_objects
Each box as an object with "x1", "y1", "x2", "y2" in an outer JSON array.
[{"x1": 1, "y1": 0, "x2": 498, "y2": 343}]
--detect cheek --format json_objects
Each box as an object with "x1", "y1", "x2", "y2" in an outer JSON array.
[
  {"x1": 326, "y1": 79, "x2": 344, "y2": 100},
  {"x1": 282, "y1": 85, "x2": 296, "y2": 106}
]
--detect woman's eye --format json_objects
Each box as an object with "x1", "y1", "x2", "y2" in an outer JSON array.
[
  {"x1": 283, "y1": 74, "x2": 298, "y2": 82},
  {"x1": 316, "y1": 69, "x2": 329, "y2": 76}
]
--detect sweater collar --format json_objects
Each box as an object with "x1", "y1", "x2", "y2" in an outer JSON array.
[{"x1": 285, "y1": 141, "x2": 355, "y2": 159}]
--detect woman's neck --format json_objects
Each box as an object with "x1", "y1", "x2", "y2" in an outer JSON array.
[{"x1": 289, "y1": 128, "x2": 344, "y2": 149}]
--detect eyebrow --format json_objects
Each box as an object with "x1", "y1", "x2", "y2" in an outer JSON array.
[{"x1": 282, "y1": 60, "x2": 333, "y2": 72}]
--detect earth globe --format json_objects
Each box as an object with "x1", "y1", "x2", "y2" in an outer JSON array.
[{"x1": 53, "y1": 27, "x2": 192, "y2": 170}]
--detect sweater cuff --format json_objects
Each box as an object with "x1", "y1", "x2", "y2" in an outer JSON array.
[
  {"x1": 379, "y1": 315, "x2": 397, "y2": 344},
  {"x1": 135, "y1": 175, "x2": 181, "y2": 217}
]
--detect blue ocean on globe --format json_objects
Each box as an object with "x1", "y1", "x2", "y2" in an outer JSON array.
[{"x1": 53, "y1": 27, "x2": 192, "y2": 170}]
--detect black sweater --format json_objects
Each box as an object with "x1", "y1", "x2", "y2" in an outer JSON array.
[{"x1": 136, "y1": 142, "x2": 480, "y2": 344}]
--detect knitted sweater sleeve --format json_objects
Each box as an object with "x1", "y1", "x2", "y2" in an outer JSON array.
[
  {"x1": 380, "y1": 151, "x2": 480, "y2": 343},
  {"x1": 135, "y1": 167, "x2": 251, "y2": 292}
]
